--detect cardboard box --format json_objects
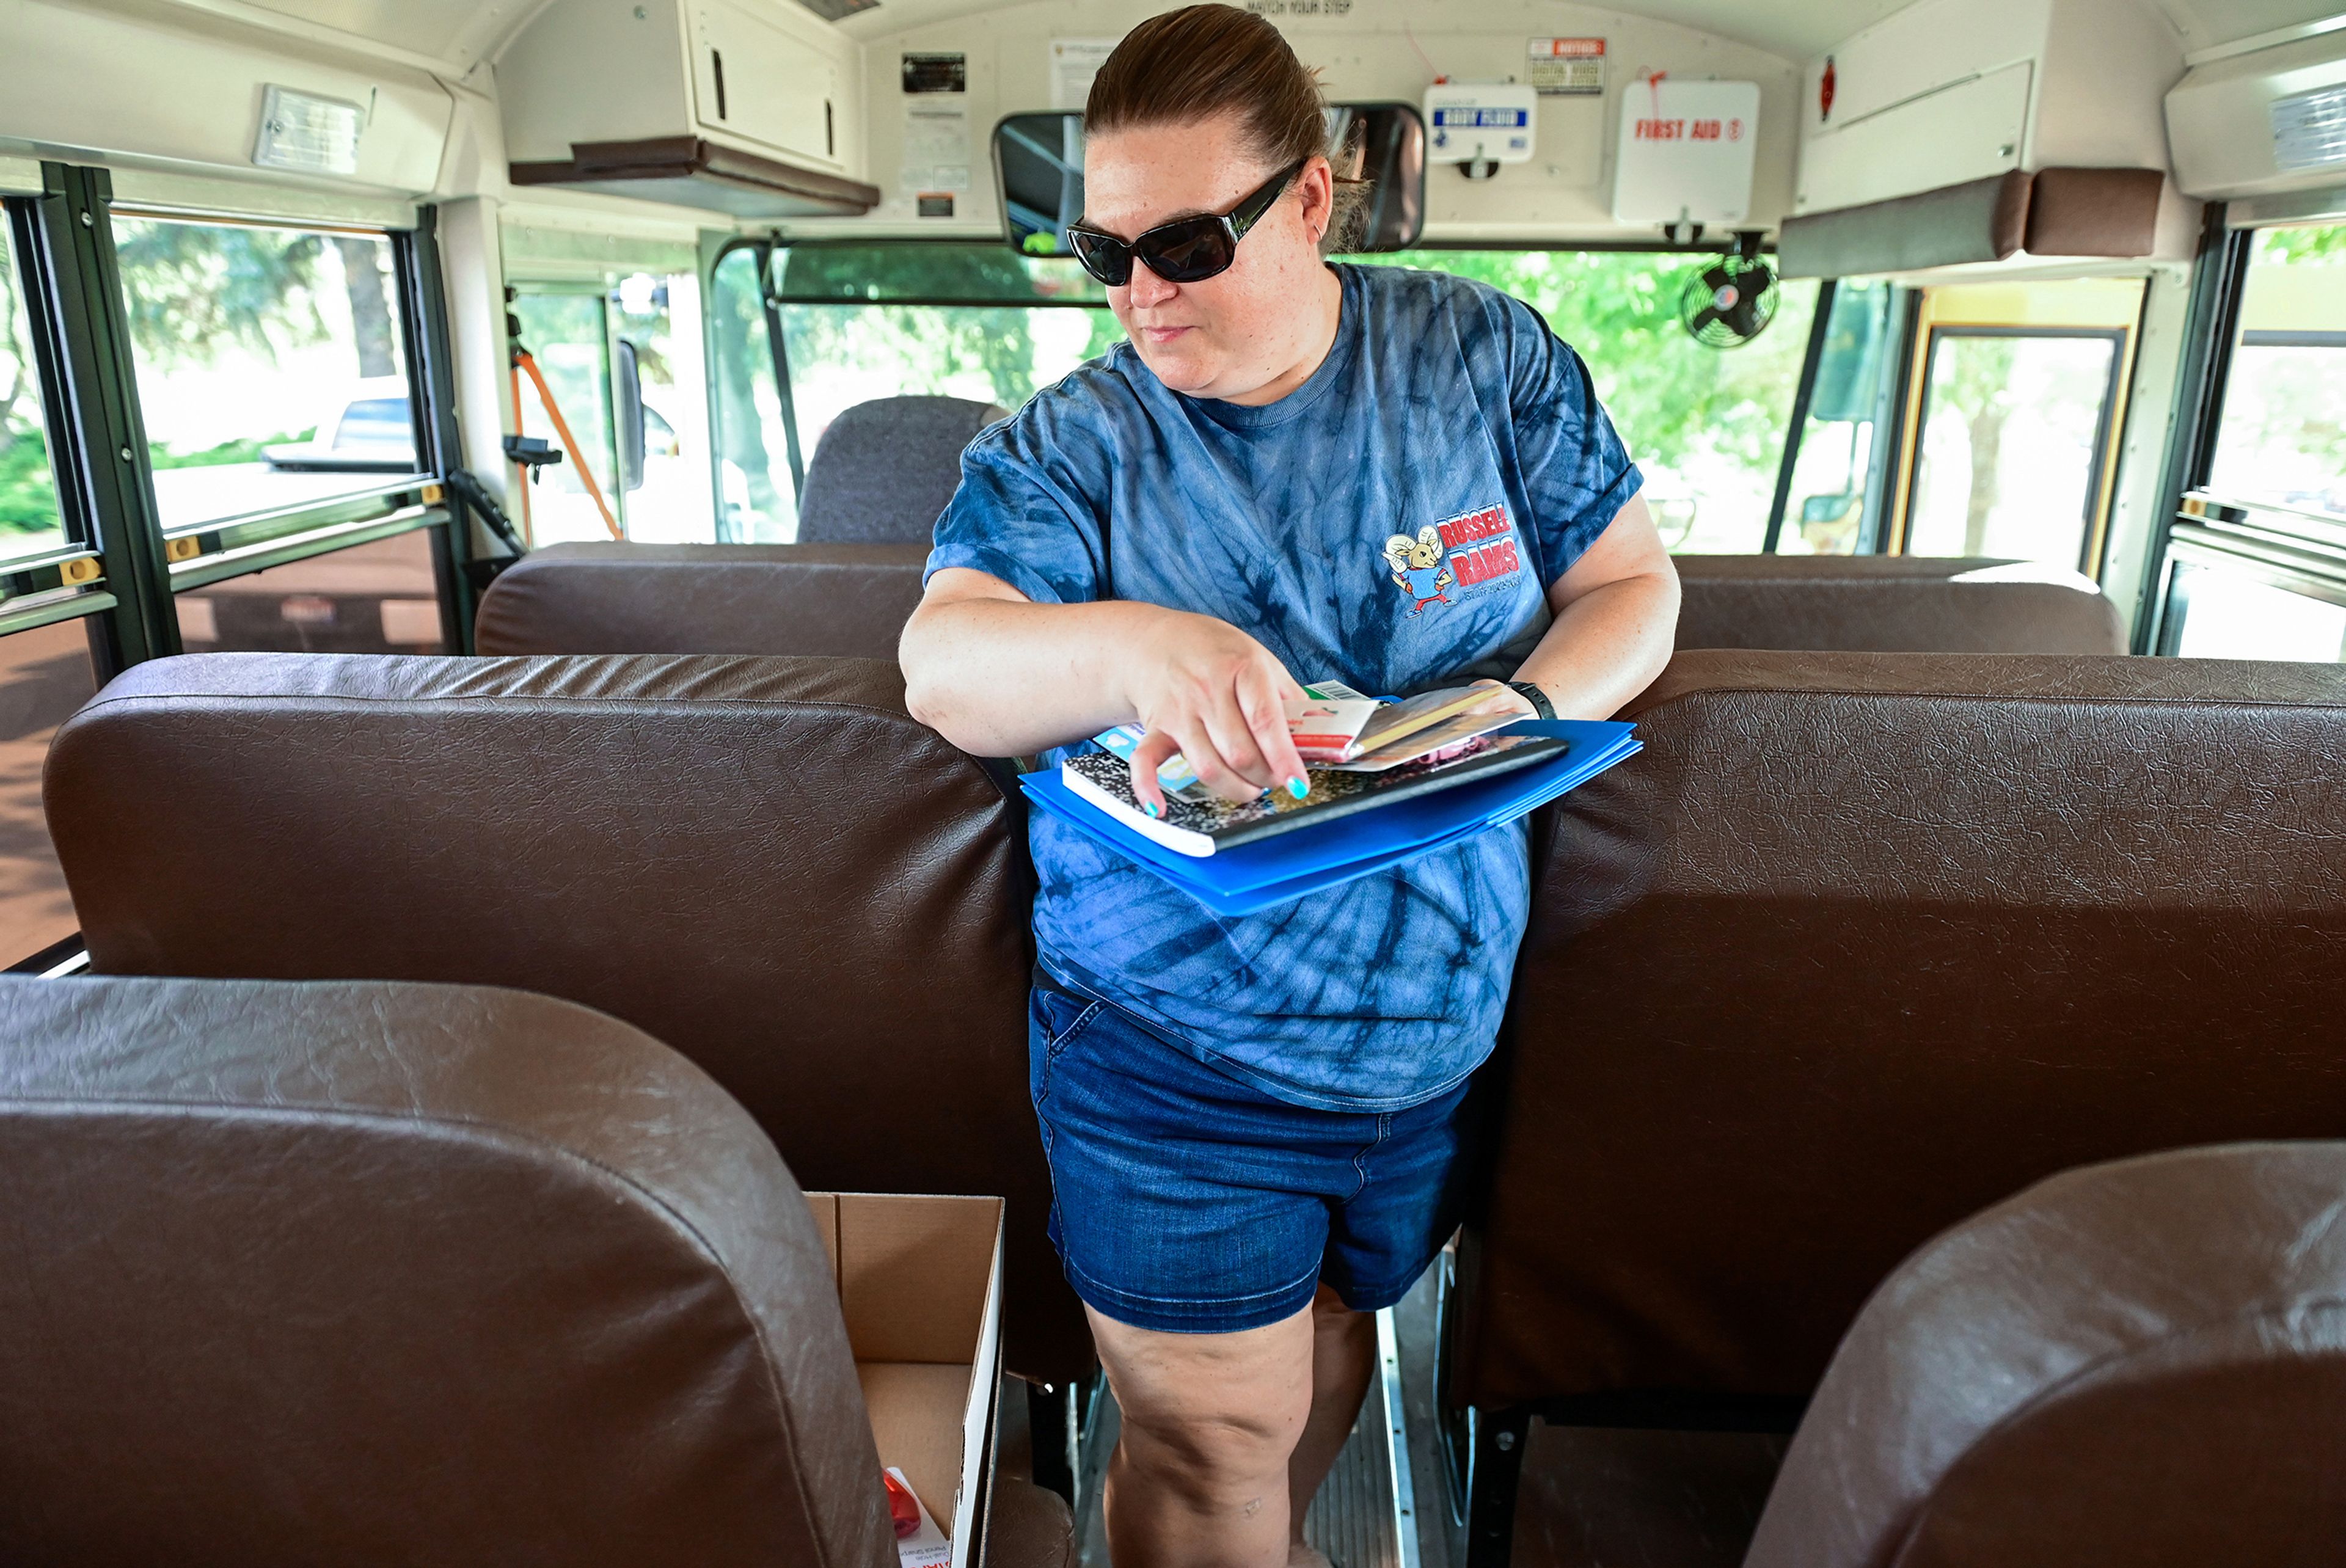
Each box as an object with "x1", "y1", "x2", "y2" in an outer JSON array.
[{"x1": 804, "y1": 1192, "x2": 1004, "y2": 1567}]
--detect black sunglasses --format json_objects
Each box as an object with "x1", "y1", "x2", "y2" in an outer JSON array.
[{"x1": 1065, "y1": 160, "x2": 1307, "y2": 287}]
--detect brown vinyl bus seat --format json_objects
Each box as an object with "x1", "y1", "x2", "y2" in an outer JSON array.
[
  {"x1": 475, "y1": 541, "x2": 927, "y2": 657},
  {"x1": 477, "y1": 550, "x2": 2124, "y2": 665},
  {"x1": 1745, "y1": 1142, "x2": 2346, "y2": 1568},
  {"x1": 1458, "y1": 650, "x2": 2346, "y2": 1559},
  {"x1": 1673, "y1": 554, "x2": 2125, "y2": 653},
  {"x1": 0, "y1": 972, "x2": 1070, "y2": 1567},
  {"x1": 42, "y1": 653, "x2": 1089, "y2": 1388}
]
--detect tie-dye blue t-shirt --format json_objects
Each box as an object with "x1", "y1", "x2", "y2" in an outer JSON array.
[{"x1": 926, "y1": 262, "x2": 1640, "y2": 1111}]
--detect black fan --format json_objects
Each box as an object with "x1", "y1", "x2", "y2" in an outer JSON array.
[{"x1": 1680, "y1": 242, "x2": 1778, "y2": 348}]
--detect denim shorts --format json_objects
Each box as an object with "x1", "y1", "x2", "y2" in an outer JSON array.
[{"x1": 1029, "y1": 985, "x2": 1483, "y2": 1335}]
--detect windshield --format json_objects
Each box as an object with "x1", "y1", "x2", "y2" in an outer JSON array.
[{"x1": 734, "y1": 242, "x2": 1818, "y2": 550}]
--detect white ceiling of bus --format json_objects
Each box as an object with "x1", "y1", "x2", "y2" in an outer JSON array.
[{"x1": 212, "y1": 0, "x2": 2346, "y2": 73}]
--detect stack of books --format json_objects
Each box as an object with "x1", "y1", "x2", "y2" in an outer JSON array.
[{"x1": 1019, "y1": 680, "x2": 1641, "y2": 914}]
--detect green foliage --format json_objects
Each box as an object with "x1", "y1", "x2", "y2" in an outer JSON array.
[
  {"x1": 1356, "y1": 250, "x2": 1817, "y2": 478},
  {"x1": 113, "y1": 219, "x2": 329, "y2": 366},
  {"x1": 0, "y1": 236, "x2": 60, "y2": 539},
  {"x1": 780, "y1": 247, "x2": 1070, "y2": 409},
  {"x1": 111, "y1": 218, "x2": 401, "y2": 382},
  {"x1": 2262, "y1": 224, "x2": 2346, "y2": 265},
  {"x1": 0, "y1": 432, "x2": 61, "y2": 538}
]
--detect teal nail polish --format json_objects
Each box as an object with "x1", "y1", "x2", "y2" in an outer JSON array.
[
  {"x1": 1287, "y1": 776, "x2": 1309, "y2": 800},
  {"x1": 1142, "y1": 801, "x2": 1160, "y2": 818}
]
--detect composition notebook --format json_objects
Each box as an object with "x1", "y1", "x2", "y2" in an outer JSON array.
[{"x1": 1020, "y1": 718, "x2": 1641, "y2": 916}]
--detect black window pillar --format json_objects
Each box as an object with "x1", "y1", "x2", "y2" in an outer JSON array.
[{"x1": 17, "y1": 162, "x2": 175, "y2": 673}]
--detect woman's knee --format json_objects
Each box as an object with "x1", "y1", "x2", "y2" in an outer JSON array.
[
  {"x1": 1117, "y1": 1388, "x2": 1310, "y2": 1495},
  {"x1": 1096, "y1": 1311, "x2": 1315, "y2": 1490}
]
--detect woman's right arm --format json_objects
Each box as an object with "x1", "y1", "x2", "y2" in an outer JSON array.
[{"x1": 901, "y1": 566, "x2": 1310, "y2": 811}]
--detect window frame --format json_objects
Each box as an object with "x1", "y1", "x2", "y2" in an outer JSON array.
[
  {"x1": 104, "y1": 206, "x2": 456, "y2": 616},
  {"x1": 1890, "y1": 323, "x2": 2132, "y2": 575},
  {"x1": 0, "y1": 163, "x2": 472, "y2": 966}
]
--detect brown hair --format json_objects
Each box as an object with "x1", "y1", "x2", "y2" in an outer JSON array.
[{"x1": 1085, "y1": 4, "x2": 1369, "y2": 252}]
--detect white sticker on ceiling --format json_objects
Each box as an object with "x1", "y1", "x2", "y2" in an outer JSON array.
[
  {"x1": 2273, "y1": 84, "x2": 2346, "y2": 175},
  {"x1": 1050, "y1": 38, "x2": 1120, "y2": 112}
]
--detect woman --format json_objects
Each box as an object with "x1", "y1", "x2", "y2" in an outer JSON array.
[{"x1": 901, "y1": 8, "x2": 1679, "y2": 1564}]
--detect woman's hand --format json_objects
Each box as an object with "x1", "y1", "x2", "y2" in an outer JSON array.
[
  {"x1": 1119, "y1": 610, "x2": 1312, "y2": 814},
  {"x1": 1469, "y1": 677, "x2": 1541, "y2": 718}
]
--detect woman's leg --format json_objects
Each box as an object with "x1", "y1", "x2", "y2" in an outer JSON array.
[
  {"x1": 1287, "y1": 1283, "x2": 1378, "y2": 1556},
  {"x1": 1090, "y1": 1299, "x2": 1317, "y2": 1568}
]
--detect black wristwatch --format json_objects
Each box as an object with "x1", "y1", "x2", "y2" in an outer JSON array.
[{"x1": 1506, "y1": 680, "x2": 1555, "y2": 720}]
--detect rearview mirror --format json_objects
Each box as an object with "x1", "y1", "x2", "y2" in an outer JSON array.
[{"x1": 994, "y1": 102, "x2": 1425, "y2": 261}]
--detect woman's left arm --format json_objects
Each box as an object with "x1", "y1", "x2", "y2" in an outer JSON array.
[{"x1": 1508, "y1": 492, "x2": 1681, "y2": 720}]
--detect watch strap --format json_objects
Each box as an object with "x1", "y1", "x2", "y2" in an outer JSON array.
[{"x1": 1506, "y1": 680, "x2": 1555, "y2": 721}]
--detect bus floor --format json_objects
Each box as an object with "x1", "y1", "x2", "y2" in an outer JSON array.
[{"x1": 1050, "y1": 1260, "x2": 1787, "y2": 1568}]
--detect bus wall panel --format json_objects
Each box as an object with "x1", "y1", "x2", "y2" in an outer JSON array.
[
  {"x1": 0, "y1": 0, "x2": 451, "y2": 196},
  {"x1": 786, "y1": 0, "x2": 1802, "y2": 243}
]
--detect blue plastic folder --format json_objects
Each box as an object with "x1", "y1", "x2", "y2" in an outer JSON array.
[{"x1": 1018, "y1": 719, "x2": 1640, "y2": 916}]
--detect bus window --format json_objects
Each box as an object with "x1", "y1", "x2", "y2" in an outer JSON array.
[
  {"x1": 708, "y1": 243, "x2": 796, "y2": 542},
  {"x1": 510, "y1": 271, "x2": 711, "y2": 546},
  {"x1": 1778, "y1": 282, "x2": 1898, "y2": 555},
  {"x1": 751, "y1": 242, "x2": 1819, "y2": 552},
  {"x1": 1, "y1": 224, "x2": 63, "y2": 565},
  {"x1": 1360, "y1": 251, "x2": 1822, "y2": 554},
  {"x1": 1891, "y1": 279, "x2": 2144, "y2": 573},
  {"x1": 773, "y1": 242, "x2": 1112, "y2": 456},
  {"x1": 112, "y1": 216, "x2": 426, "y2": 531},
  {"x1": 511, "y1": 287, "x2": 620, "y2": 545},
  {"x1": 2149, "y1": 223, "x2": 2346, "y2": 663},
  {"x1": 2155, "y1": 554, "x2": 2346, "y2": 662},
  {"x1": 1907, "y1": 333, "x2": 2122, "y2": 566},
  {"x1": 2207, "y1": 225, "x2": 2346, "y2": 517}
]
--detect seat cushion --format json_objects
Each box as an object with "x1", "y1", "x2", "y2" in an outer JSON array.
[
  {"x1": 474, "y1": 541, "x2": 928, "y2": 658},
  {"x1": 1673, "y1": 555, "x2": 2125, "y2": 653},
  {"x1": 0, "y1": 973, "x2": 891, "y2": 1568}
]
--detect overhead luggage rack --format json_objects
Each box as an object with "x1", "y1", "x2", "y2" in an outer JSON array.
[{"x1": 509, "y1": 137, "x2": 880, "y2": 219}]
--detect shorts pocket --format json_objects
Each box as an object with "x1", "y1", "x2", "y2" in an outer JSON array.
[{"x1": 1039, "y1": 992, "x2": 1104, "y2": 1062}]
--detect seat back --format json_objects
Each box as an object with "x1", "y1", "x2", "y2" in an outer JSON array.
[
  {"x1": 43, "y1": 652, "x2": 1087, "y2": 1384},
  {"x1": 798, "y1": 395, "x2": 1007, "y2": 544},
  {"x1": 0, "y1": 973, "x2": 891, "y2": 1568},
  {"x1": 1456, "y1": 650, "x2": 2346, "y2": 1411},
  {"x1": 1673, "y1": 555, "x2": 2125, "y2": 653},
  {"x1": 1750, "y1": 1143, "x2": 2346, "y2": 1567},
  {"x1": 474, "y1": 541, "x2": 928, "y2": 657}
]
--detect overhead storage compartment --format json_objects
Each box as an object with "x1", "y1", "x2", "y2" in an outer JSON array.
[
  {"x1": 499, "y1": 0, "x2": 878, "y2": 219},
  {"x1": 1785, "y1": 0, "x2": 2187, "y2": 272}
]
